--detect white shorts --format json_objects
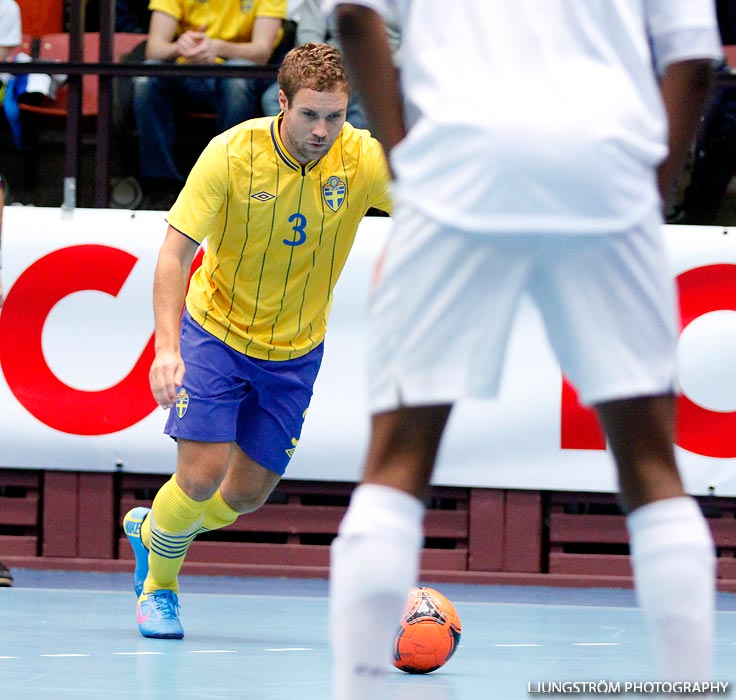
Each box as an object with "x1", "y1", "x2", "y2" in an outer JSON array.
[{"x1": 368, "y1": 205, "x2": 679, "y2": 411}]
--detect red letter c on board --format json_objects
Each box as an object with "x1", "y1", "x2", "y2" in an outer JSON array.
[{"x1": 0, "y1": 245, "x2": 157, "y2": 435}]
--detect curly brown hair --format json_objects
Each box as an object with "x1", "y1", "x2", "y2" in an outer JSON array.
[{"x1": 278, "y1": 43, "x2": 351, "y2": 104}]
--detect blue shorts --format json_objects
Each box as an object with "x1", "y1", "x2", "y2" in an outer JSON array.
[{"x1": 164, "y1": 312, "x2": 324, "y2": 475}]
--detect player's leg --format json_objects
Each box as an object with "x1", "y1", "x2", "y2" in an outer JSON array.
[
  {"x1": 128, "y1": 312, "x2": 253, "y2": 637},
  {"x1": 532, "y1": 222, "x2": 715, "y2": 680},
  {"x1": 132, "y1": 439, "x2": 231, "y2": 639},
  {"x1": 595, "y1": 396, "x2": 714, "y2": 680},
  {"x1": 201, "y1": 445, "x2": 282, "y2": 528},
  {"x1": 206, "y1": 342, "x2": 324, "y2": 523},
  {"x1": 143, "y1": 438, "x2": 232, "y2": 595},
  {"x1": 330, "y1": 205, "x2": 528, "y2": 700},
  {"x1": 131, "y1": 441, "x2": 282, "y2": 639},
  {"x1": 331, "y1": 405, "x2": 451, "y2": 700},
  {"x1": 142, "y1": 441, "x2": 281, "y2": 582}
]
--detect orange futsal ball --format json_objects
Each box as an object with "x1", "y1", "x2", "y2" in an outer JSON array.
[{"x1": 393, "y1": 586, "x2": 462, "y2": 674}]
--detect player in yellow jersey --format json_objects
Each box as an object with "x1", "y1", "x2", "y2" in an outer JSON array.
[{"x1": 124, "y1": 42, "x2": 391, "y2": 639}]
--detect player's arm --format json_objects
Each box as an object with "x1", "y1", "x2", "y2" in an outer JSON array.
[
  {"x1": 657, "y1": 58, "x2": 714, "y2": 210},
  {"x1": 144, "y1": 10, "x2": 185, "y2": 61},
  {"x1": 210, "y1": 16, "x2": 283, "y2": 64},
  {"x1": 296, "y1": 0, "x2": 328, "y2": 46},
  {"x1": 149, "y1": 226, "x2": 199, "y2": 409},
  {"x1": 333, "y1": 4, "x2": 405, "y2": 168}
]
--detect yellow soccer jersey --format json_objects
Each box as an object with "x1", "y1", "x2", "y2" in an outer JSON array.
[
  {"x1": 148, "y1": 0, "x2": 286, "y2": 44},
  {"x1": 168, "y1": 115, "x2": 392, "y2": 361}
]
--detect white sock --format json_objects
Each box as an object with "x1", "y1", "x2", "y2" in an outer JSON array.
[
  {"x1": 330, "y1": 484, "x2": 425, "y2": 700},
  {"x1": 627, "y1": 496, "x2": 715, "y2": 680}
]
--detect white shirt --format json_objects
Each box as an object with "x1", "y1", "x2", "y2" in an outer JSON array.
[
  {"x1": 326, "y1": 0, "x2": 722, "y2": 234},
  {"x1": 0, "y1": 0, "x2": 21, "y2": 49}
]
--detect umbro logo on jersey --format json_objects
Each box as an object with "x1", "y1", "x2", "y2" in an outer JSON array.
[{"x1": 252, "y1": 191, "x2": 275, "y2": 202}]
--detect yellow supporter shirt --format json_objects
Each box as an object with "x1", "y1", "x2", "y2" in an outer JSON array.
[
  {"x1": 148, "y1": 0, "x2": 286, "y2": 44},
  {"x1": 168, "y1": 115, "x2": 392, "y2": 361}
]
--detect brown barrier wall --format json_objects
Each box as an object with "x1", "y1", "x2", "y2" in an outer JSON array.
[{"x1": 1, "y1": 468, "x2": 735, "y2": 591}]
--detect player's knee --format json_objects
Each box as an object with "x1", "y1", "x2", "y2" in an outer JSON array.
[
  {"x1": 176, "y1": 468, "x2": 224, "y2": 503},
  {"x1": 224, "y1": 485, "x2": 272, "y2": 514}
]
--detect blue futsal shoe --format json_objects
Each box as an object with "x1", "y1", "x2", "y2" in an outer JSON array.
[
  {"x1": 137, "y1": 590, "x2": 184, "y2": 639},
  {"x1": 124, "y1": 507, "x2": 151, "y2": 597}
]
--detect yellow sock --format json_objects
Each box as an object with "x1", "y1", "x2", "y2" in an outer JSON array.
[
  {"x1": 143, "y1": 475, "x2": 207, "y2": 594},
  {"x1": 141, "y1": 511, "x2": 151, "y2": 550},
  {"x1": 200, "y1": 490, "x2": 240, "y2": 532}
]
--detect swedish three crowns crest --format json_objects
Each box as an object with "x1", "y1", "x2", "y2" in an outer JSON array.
[
  {"x1": 323, "y1": 176, "x2": 346, "y2": 212},
  {"x1": 175, "y1": 388, "x2": 189, "y2": 419}
]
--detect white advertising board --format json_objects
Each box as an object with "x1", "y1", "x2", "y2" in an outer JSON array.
[{"x1": 1, "y1": 207, "x2": 735, "y2": 495}]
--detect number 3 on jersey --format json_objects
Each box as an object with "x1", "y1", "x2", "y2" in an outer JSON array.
[{"x1": 284, "y1": 212, "x2": 307, "y2": 246}]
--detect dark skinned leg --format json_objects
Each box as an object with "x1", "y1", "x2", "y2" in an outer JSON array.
[
  {"x1": 361, "y1": 404, "x2": 453, "y2": 500},
  {"x1": 596, "y1": 393, "x2": 714, "y2": 680},
  {"x1": 595, "y1": 394, "x2": 684, "y2": 513}
]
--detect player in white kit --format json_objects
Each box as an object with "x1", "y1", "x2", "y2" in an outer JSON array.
[{"x1": 324, "y1": 1, "x2": 723, "y2": 698}]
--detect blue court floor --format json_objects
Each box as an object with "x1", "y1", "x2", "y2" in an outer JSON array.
[{"x1": 1, "y1": 570, "x2": 734, "y2": 699}]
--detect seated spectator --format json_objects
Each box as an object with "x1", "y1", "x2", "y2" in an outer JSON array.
[
  {"x1": 260, "y1": 0, "x2": 400, "y2": 130},
  {"x1": 133, "y1": 0, "x2": 287, "y2": 209},
  {"x1": 0, "y1": 0, "x2": 21, "y2": 64},
  {"x1": 668, "y1": 61, "x2": 736, "y2": 225},
  {"x1": 668, "y1": 0, "x2": 736, "y2": 225},
  {"x1": 0, "y1": 0, "x2": 21, "y2": 198}
]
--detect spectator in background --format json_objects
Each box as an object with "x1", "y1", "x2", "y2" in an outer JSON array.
[
  {"x1": 261, "y1": 0, "x2": 400, "y2": 129},
  {"x1": 132, "y1": 0, "x2": 288, "y2": 210},
  {"x1": 116, "y1": 0, "x2": 152, "y2": 34},
  {"x1": 0, "y1": 0, "x2": 21, "y2": 64},
  {"x1": 0, "y1": 0, "x2": 20, "y2": 316},
  {"x1": 256, "y1": 0, "x2": 299, "y2": 120},
  {"x1": 0, "y1": 0, "x2": 21, "y2": 127},
  {"x1": 669, "y1": 0, "x2": 736, "y2": 225}
]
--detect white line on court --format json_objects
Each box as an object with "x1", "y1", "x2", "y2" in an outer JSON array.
[{"x1": 0, "y1": 641, "x2": 640, "y2": 660}]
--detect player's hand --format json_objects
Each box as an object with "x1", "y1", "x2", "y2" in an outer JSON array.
[
  {"x1": 176, "y1": 30, "x2": 204, "y2": 54},
  {"x1": 178, "y1": 32, "x2": 218, "y2": 64},
  {"x1": 149, "y1": 349, "x2": 185, "y2": 410}
]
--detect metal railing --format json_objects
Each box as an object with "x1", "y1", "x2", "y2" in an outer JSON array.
[{"x1": 1, "y1": 1, "x2": 733, "y2": 209}]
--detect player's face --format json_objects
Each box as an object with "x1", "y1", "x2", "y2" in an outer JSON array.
[{"x1": 279, "y1": 87, "x2": 349, "y2": 165}]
